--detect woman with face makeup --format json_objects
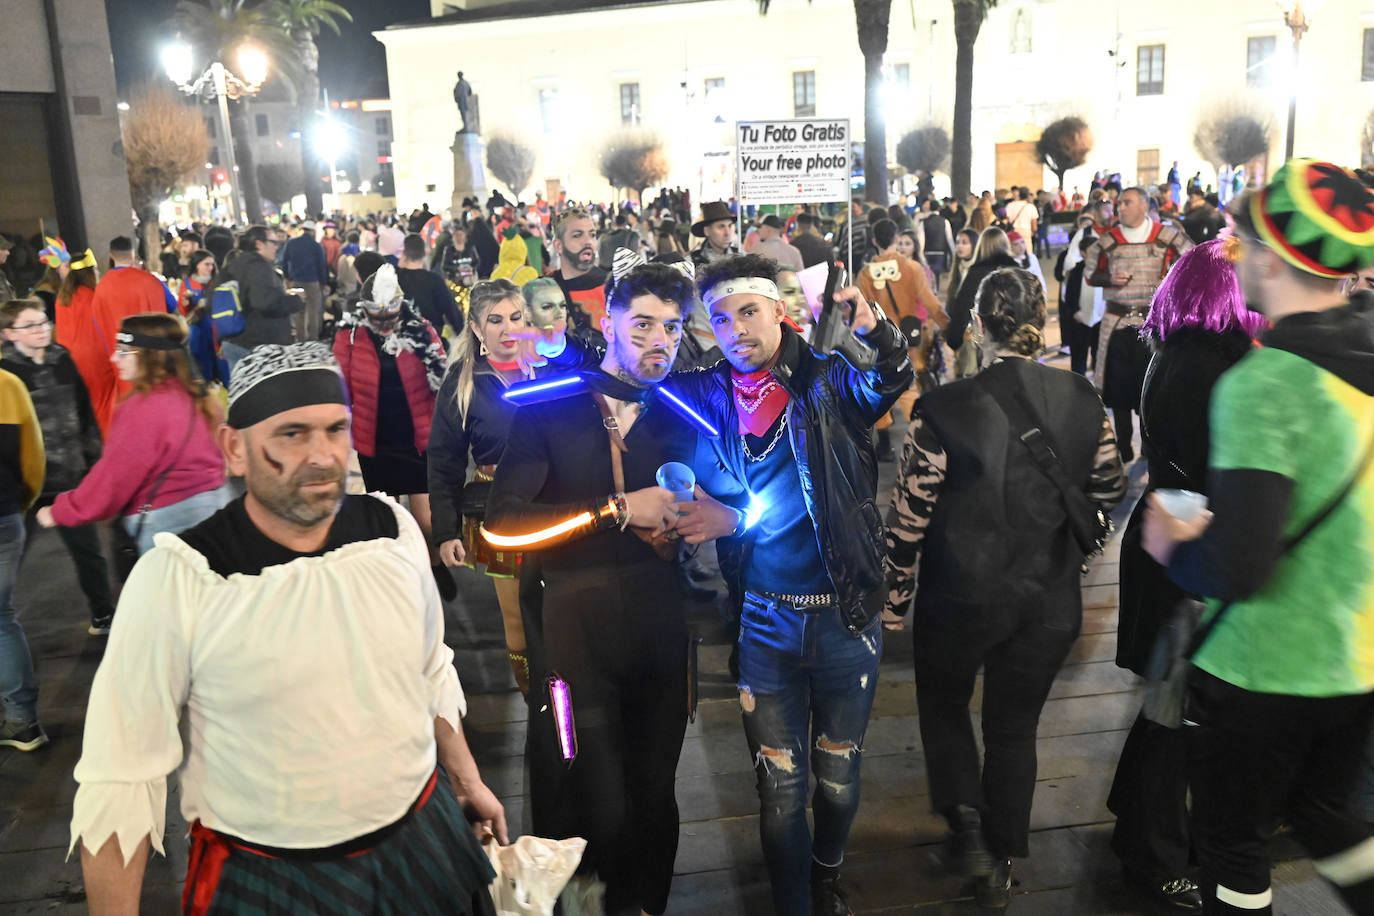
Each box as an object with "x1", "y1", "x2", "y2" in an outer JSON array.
[
  {"x1": 332, "y1": 264, "x2": 448, "y2": 589},
  {"x1": 427, "y1": 279, "x2": 544, "y2": 693},
  {"x1": 521, "y1": 277, "x2": 567, "y2": 333}
]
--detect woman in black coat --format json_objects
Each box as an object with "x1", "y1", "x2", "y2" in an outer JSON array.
[
  {"x1": 1108, "y1": 239, "x2": 1264, "y2": 911},
  {"x1": 946, "y1": 227, "x2": 1018, "y2": 367},
  {"x1": 886, "y1": 268, "x2": 1127, "y2": 907}
]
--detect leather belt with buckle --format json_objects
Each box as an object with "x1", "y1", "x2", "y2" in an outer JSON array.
[{"x1": 748, "y1": 590, "x2": 838, "y2": 609}]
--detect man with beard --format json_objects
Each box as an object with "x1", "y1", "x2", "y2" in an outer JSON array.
[
  {"x1": 551, "y1": 208, "x2": 608, "y2": 344},
  {"x1": 530, "y1": 253, "x2": 912, "y2": 914},
  {"x1": 486, "y1": 257, "x2": 745, "y2": 916},
  {"x1": 71, "y1": 342, "x2": 505, "y2": 915}
]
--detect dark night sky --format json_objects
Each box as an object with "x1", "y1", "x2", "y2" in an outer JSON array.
[{"x1": 104, "y1": 0, "x2": 431, "y2": 100}]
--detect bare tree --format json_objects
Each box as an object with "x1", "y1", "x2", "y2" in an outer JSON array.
[
  {"x1": 1035, "y1": 116, "x2": 1094, "y2": 190},
  {"x1": 257, "y1": 161, "x2": 305, "y2": 210},
  {"x1": 896, "y1": 125, "x2": 951, "y2": 195},
  {"x1": 1362, "y1": 109, "x2": 1374, "y2": 168},
  {"x1": 1194, "y1": 99, "x2": 1274, "y2": 172},
  {"x1": 486, "y1": 133, "x2": 537, "y2": 201},
  {"x1": 599, "y1": 131, "x2": 669, "y2": 204},
  {"x1": 123, "y1": 85, "x2": 211, "y2": 262}
]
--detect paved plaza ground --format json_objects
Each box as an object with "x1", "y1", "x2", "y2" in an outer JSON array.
[{"x1": 0, "y1": 317, "x2": 1351, "y2": 914}]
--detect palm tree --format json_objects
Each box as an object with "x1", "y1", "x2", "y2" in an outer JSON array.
[
  {"x1": 172, "y1": 0, "x2": 300, "y2": 224},
  {"x1": 951, "y1": 0, "x2": 998, "y2": 202},
  {"x1": 269, "y1": 0, "x2": 352, "y2": 218},
  {"x1": 757, "y1": 0, "x2": 892, "y2": 204}
]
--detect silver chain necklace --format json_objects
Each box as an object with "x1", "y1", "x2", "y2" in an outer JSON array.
[
  {"x1": 742, "y1": 410, "x2": 789, "y2": 463},
  {"x1": 734, "y1": 377, "x2": 781, "y2": 415}
]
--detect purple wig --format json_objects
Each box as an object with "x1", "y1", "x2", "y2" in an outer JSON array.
[{"x1": 1141, "y1": 238, "x2": 1268, "y2": 342}]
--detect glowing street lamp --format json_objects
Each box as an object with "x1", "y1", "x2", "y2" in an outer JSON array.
[
  {"x1": 163, "y1": 39, "x2": 268, "y2": 223},
  {"x1": 314, "y1": 117, "x2": 348, "y2": 211},
  {"x1": 1277, "y1": 0, "x2": 1322, "y2": 160}
]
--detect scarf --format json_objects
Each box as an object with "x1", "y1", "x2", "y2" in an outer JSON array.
[
  {"x1": 338, "y1": 306, "x2": 447, "y2": 392},
  {"x1": 731, "y1": 360, "x2": 789, "y2": 437}
]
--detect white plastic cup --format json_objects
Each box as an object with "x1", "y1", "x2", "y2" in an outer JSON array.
[
  {"x1": 1154, "y1": 488, "x2": 1208, "y2": 522},
  {"x1": 656, "y1": 462, "x2": 695, "y2": 504}
]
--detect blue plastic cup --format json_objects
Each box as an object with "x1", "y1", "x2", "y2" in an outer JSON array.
[{"x1": 656, "y1": 462, "x2": 695, "y2": 503}]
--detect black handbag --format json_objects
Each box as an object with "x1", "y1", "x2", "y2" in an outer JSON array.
[
  {"x1": 113, "y1": 405, "x2": 198, "y2": 580},
  {"x1": 1141, "y1": 424, "x2": 1374, "y2": 727},
  {"x1": 459, "y1": 478, "x2": 491, "y2": 520},
  {"x1": 982, "y1": 367, "x2": 1113, "y2": 557}
]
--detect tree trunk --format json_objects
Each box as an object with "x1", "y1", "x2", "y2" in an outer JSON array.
[
  {"x1": 863, "y1": 52, "x2": 888, "y2": 204},
  {"x1": 1054, "y1": 167, "x2": 1067, "y2": 191},
  {"x1": 854, "y1": 0, "x2": 891, "y2": 205},
  {"x1": 229, "y1": 98, "x2": 264, "y2": 225},
  {"x1": 295, "y1": 29, "x2": 325, "y2": 218},
  {"x1": 951, "y1": 0, "x2": 984, "y2": 203},
  {"x1": 136, "y1": 201, "x2": 161, "y2": 274}
]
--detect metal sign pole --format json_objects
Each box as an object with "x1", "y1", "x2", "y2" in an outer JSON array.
[{"x1": 847, "y1": 173, "x2": 853, "y2": 272}]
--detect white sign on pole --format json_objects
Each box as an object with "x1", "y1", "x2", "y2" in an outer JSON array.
[{"x1": 735, "y1": 118, "x2": 850, "y2": 205}]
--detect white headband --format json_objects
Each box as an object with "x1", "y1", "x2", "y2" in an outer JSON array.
[{"x1": 702, "y1": 276, "x2": 781, "y2": 311}]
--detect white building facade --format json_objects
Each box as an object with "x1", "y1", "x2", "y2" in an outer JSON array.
[{"x1": 377, "y1": 0, "x2": 1374, "y2": 211}]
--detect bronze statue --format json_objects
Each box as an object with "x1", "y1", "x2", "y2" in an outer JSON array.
[{"x1": 453, "y1": 71, "x2": 479, "y2": 134}]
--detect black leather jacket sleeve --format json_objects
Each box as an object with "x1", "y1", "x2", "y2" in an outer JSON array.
[
  {"x1": 836, "y1": 317, "x2": 915, "y2": 425},
  {"x1": 426, "y1": 368, "x2": 471, "y2": 545}
]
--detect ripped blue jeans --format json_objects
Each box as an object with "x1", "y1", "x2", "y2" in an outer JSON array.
[{"x1": 737, "y1": 591, "x2": 882, "y2": 915}]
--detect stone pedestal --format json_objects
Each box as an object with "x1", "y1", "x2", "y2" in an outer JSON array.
[{"x1": 451, "y1": 132, "x2": 487, "y2": 212}]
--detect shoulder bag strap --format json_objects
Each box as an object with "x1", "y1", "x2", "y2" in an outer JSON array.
[
  {"x1": 980, "y1": 365, "x2": 1101, "y2": 548},
  {"x1": 590, "y1": 391, "x2": 629, "y2": 493},
  {"x1": 1186, "y1": 418, "x2": 1374, "y2": 658}
]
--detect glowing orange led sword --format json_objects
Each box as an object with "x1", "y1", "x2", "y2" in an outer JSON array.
[{"x1": 480, "y1": 512, "x2": 596, "y2": 549}]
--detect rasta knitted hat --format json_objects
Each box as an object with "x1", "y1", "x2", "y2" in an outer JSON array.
[{"x1": 1251, "y1": 159, "x2": 1374, "y2": 278}]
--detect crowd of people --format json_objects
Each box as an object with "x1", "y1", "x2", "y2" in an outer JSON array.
[{"x1": 1, "y1": 154, "x2": 1373, "y2": 916}]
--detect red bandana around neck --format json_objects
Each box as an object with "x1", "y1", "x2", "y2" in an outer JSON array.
[
  {"x1": 731, "y1": 365, "x2": 790, "y2": 436},
  {"x1": 487, "y1": 357, "x2": 522, "y2": 372}
]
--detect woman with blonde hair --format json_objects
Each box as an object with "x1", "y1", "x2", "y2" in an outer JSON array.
[
  {"x1": 948, "y1": 228, "x2": 1018, "y2": 376},
  {"x1": 427, "y1": 278, "x2": 541, "y2": 692},
  {"x1": 37, "y1": 312, "x2": 229, "y2": 558}
]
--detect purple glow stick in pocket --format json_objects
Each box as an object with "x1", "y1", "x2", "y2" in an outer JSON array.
[{"x1": 548, "y1": 674, "x2": 577, "y2": 762}]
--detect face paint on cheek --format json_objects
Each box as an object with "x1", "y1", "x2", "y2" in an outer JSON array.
[{"x1": 261, "y1": 445, "x2": 285, "y2": 474}]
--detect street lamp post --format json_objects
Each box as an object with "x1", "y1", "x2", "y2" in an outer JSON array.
[
  {"x1": 1278, "y1": 1, "x2": 1318, "y2": 161},
  {"x1": 163, "y1": 43, "x2": 267, "y2": 224}
]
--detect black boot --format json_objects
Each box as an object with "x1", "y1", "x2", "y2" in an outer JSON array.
[
  {"x1": 875, "y1": 429, "x2": 896, "y2": 462},
  {"x1": 975, "y1": 858, "x2": 1012, "y2": 909},
  {"x1": 1123, "y1": 868, "x2": 1202, "y2": 912},
  {"x1": 810, "y1": 862, "x2": 853, "y2": 916},
  {"x1": 944, "y1": 805, "x2": 994, "y2": 878}
]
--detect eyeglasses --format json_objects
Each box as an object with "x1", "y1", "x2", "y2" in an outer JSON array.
[
  {"x1": 114, "y1": 346, "x2": 138, "y2": 357},
  {"x1": 11, "y1": 320, "x2": 50, "y2": 332}
]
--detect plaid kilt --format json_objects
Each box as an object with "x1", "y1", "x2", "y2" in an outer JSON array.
[{"x1": 183, "y1": 770, "x2": 496, "y2": 916}]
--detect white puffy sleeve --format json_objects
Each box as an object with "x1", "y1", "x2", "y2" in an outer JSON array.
[
  {"x1": 385, "y1": 494, "x2": 466, "y2": 730},
  {"x1": 69, "y1": 541, "x2": 201, "y2": 864}
]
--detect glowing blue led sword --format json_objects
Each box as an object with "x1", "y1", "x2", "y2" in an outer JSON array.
[
  {"x1": 501, "y1": 373, "x2": 588, "y2": 404},
  {"x1": 655, "y1": 386, "x2": 721, "y2": 438}
]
